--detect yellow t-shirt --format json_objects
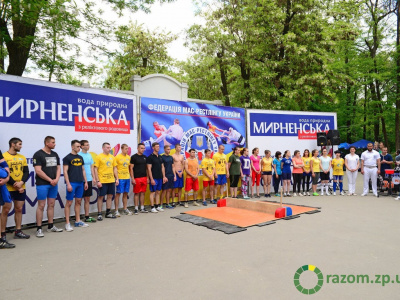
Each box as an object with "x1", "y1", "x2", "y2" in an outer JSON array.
[
  {"x1": 261, "y1": 157, "x2": 273, "y2": 172},
  {"x1": 332, "y1": 158, "x2": 344, "y2": 176},
  {"x1": 95, "y1": 153, "x2": 117, "y2": 183},
  {"x1": 115, "y1": 153, "x2": 130, "y2": 180},
  {"x1": 302, "y1": 157, "x2": 312, "y2": 172},
  {"x1": 311, "y1": 157, "x2": 321, "y2": 173},
  {"x1": 3, "y1": 152, "x2": 28, "y2": 191},
  {"x1": 213, "y1": 152, "x2": 227, "y2": 175},
  {"x1": 200, "y1": 157, "x2": 215, "y2": 181}
]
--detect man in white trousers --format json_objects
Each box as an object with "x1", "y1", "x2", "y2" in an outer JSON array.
[{"x1": 361, "y1": 143, "x2": 381, "y2": 197}]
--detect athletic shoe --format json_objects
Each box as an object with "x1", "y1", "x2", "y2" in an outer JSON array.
[
  {"x1": 321, "y1": 192, "x2": 324, "y2": 196},
  {"x1": 47, "y1": 226, "x2": 63, "y2": 233},
  {"x1": 211, "y1": 199, "x2": 217, "y2": 204},
  {"x1": 36, "y1": 229, "x2": 44, "y2": 238},
  {"x1": 193, "y1": 201, "x2": 200, "y2": 206},
  {"x1": 184, "y1": 202, "x2": 188, "y2": 208},
  {"x1": 179, "y1": 202, "x2": 185, "y2": 206},
  {"x1": 326, "y1": 192, "x2": 331, "y2": 196},
  {"x1": 105, "y1": 212, "x2": 116, "y2": 219},
  {"x1": 85, "y1": 217, "x2": 97, "y2": 223},
  {"x1": 74, "y1": 221, "x2": 89, "y2": 228},
  {"x1": 156, "y1": 206, "x2": 164, "y2": 212},
  {"x1": 159, "y1": 205, "x2": 163, "y2": 210},
  {"x1": 165, "y1": 204, "x2": 174, "y2": 209},
  {"x1": 361, "y1": 193, "x2": 367, "y2": 197},
  {"x1": 134, "y1": 209, "x2": 139, "y2": 215},
  {"x1": 333, "y1": 192, "x2": 336, "y2": 196},
  {"x1": 202, "y1": 201, "x2": 208, "y2": 206},
  {"x1": 307, "y1": 192, "x2": 310, "y2": 196},
  {"x1": 151, "y1": 207, "x2": 158, "y2": 213},
  {"x1": 340, "y1": 191, "x2": 345, "y2": 196},
  {"x1": 275, "y1": 193, "x2": 280, "y2": 197},
  {"x1": 373, "y1": 193, "x2": 378, "y2": 197},
  {"x1": 299, "y1": 193, "x2": 304, "y2": 197},
  {"x1": 353, "y1": 193, "x2": 357, "y2": 196},
  {"x1": 124, "y1": 209, "x2": 133, "y2": 215},
  {"x1": 255, "y1": 195, "x2": 261, "y2": 198},
  {"x1": 395, "y1": 196, "x2": 400, "y2": 201},
  {"x1": 14, "y1": 231, "x2": 30, "y2": 239},
  {"x1": 97, "y1": 214, "x2": 103, "y2": 221},
  {"x1": 140, "y1": 208, "x2": 149, "y2": 213},
  {"x1": 313, "y1": 192, "x2": 319, "y2": 196},
  {"x1": 347, "y1": 192, "x2": 352, "y2": 196},
  {"x1": 287, "y1": 193, "x2": 292, "y2": 197},
  {"x1": 293, "y1": 193, "x2": 297, "y2": 197},
  {"x1": 243, "y1": 196, "x2": 250, "y2": 199},
  {"x1": 65, "y1": 223, "x2": 74, "y2": 232},
  {"x1": 0, "y1": 238, "x2": 15, "y2": 249},
  {"x1": 171, "y1": 203, "x2": 176, "y2": 208},
  {"x1": 114, "y1": 211, "x2": 121, "y2": 217},
  {"x1": 283, "y1": 193, "x2": 287, "y2": 197}
]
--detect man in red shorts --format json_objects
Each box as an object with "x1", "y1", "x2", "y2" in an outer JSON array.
[
  {"x1": 184, "y1": 149, "x2": 200, "y2": 207},
  {"x1": 130, "y1": 143, "x2": 149, "y2": 215}
]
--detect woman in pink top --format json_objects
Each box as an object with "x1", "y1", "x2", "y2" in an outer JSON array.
[
  {"x1": 292, "y1": 150, "x2": 304, "y2": 197},
  {"x1": 250, "y1": 148, "x2": 261, "y2": 198}
]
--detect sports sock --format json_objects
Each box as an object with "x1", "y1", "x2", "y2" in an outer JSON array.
[
  {"x1": 339, "y1": 182, "x2": 343, "y2": 192},
  {"x1": 106, "y1": 209, "x2": 110, "y2": 214},
  {"x1": 37, "y1": 226, "x2": 42, "y2": 231},
  {"x1": 333, "y1": 182, "x2": 337, "y2": 192},
  {"x1": 325, "y1": 185, "x2": 329, "y2": 193},
  {"x1": 135, "y1": 206, "x2": 139, "y2": 210},
  {"x1": 141, "y1": 205, "x2": 144, "y2": 210},
  {"x1": 321, "y1": 184, "x2": 324, "y2": 192},
  {"x1": 48, "y1": 223, "x2": 53, "y2": 229},
  {"x1": 1, "y1": 232, "x2": 6, "y2": 238}
]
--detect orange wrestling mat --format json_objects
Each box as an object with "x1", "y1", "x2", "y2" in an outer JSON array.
[{"x1": 184, "y1": 199, "x2": 319, "y2": 228}]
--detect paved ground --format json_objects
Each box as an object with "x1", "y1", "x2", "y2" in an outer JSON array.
[{"x1": 1, "y1": 175, "x2": 400, "y2": 300}]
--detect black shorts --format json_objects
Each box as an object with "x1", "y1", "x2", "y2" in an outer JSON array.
[
  {"x1": 320, "y1": 172, "x2": 330, "y2": 181},
  {"x1": 99, "y1": 182, "x2": 115, "y2": 197},
  {"x1": 82, "y1": 181, "x2": 93, "y2": 198},
  {"x1": 230, "y1": 175, "x2": 240, "y2": 188},
  {"x1": 262, "y1": 171, "x2": 272, "y2": 175},
  {"x1": 9, "y1": 190, "x2": 26, "y2": 201}
]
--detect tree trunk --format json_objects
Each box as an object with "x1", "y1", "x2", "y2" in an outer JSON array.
[
  {"x1": 396, "y1": 0, "x2": 400, "y2": 150},
  {"x1": 363, "y1": 84, "x2": 367, "y2": 140},
  {"x1": 240, "y1": 59, "x2": 250, "y2": 106},
  {"x1": 217, "y1": 49, "x2": 230, "y2": 106}
]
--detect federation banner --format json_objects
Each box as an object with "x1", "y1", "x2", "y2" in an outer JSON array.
[
  {"x1": 0, "y1": 75, "x2": 137, "y2": 226},
  {"x1": 247, "y1": 110, "x2": 337, "y2": 157},
  {"x1": 140, "y1": 97, "x2": 246, "y2": 200}
]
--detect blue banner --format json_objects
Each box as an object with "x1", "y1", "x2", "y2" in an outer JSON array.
[
  {"x1": 141, "y1": 97, "x2": 246, "y2": 158},
  {"x1": 0, "y1": 80, "x2": 134, "y2": 133}
]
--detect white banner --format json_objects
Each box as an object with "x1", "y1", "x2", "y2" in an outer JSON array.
[
  {"x1": 0, "y1": 75, "x2": 137, "y2": 226},
  {"x1": 247, "y1": 109, "x2": 337, "y2": 157}
]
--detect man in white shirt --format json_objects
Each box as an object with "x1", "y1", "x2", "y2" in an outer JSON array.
[{"x1": 361, "y1": 143, "x2": 381, "y2": 197}]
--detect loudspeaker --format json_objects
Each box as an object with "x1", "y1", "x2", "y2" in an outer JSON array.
[
  {"x1": 317, "y1": 132, "x2": 327, "y2": 146},
  {"x1": 327, "y1": 130, "x2": 340, "y2": 145}
]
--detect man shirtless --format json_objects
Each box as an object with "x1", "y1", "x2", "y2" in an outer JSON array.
[{"x1": 173, "y1": 144, "x2": 184, "y2": 206}]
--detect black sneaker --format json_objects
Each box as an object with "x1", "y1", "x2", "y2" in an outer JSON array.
[
  {"x1": 105, "y1": 212, "x2": 116, "y2": 219},
  {"x1": 134, "y1": 209, "x2": 139, "y2": 215},
  {"x1": 140, "y1": 209, "x2": 149, "y2": 213},
  {"x1": 0, "y1": 238, "x2": 16, "y2": 249},
  {"x1": 179, "y1": 202, "x2": 185, "y2": 206},
  {"x1": 14, "y1": 231, "x2": 30, "y2": 239},
  {"x1": 97, "y1": 214, "x2": 103, "y2": 221}
]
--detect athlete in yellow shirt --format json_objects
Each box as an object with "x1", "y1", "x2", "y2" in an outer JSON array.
[
  {"x1": 201, "y1": 149, "x2": 216, "y2": 205},
  {"x1": 114, "y1": 144, "x2": 131, "y2": 217},
  {"x1": 94, "y1": 142, "x2": 118, "y2": 220},
  {"x1": 213, "y1": 145, "x2": 229, "y2": 199},
  {"x1": 332, "y1": 150, "x2": 345, "y2": 196}
]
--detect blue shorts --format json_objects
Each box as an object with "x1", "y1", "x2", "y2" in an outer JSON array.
[
  {"x1": 333, "y1": 175, "x2": 343, "y2": 181},
  {"x1": 66, "y1": 182, "x2": 84, "y2": 201},
  {"x1": 150, "y1": 178, "x2": 163, "y2": 192},
  {"x1": 174, "y1": 172, "x2": 184, "y2": 188},
  {"x1": 116, "y1": 179, "x2": 130, "y2": 194},
  {"x1": 216, "y1": 174, "x2": 227, "y2": 185},
  {"x1": 36, "y1": 184, "x2": 58, "y2": 200},
  {"x1": 0, "y1": 185, "x2": 12, "y2": 205},
  {"x1": 99, "y1": 182, "x2": 115, "y2": 197},
  {"x1": 162, "y1": 176, "x2": 174, "y2": 190},
  {"x1": 282, "y1": 173, "x2": 292, "y2": 180}
]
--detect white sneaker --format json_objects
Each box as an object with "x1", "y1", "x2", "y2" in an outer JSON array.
[
  {"x1": 395, "y1": 197, "x2": 400, "y2": 201},
  {"x1": 347, "y1": 192, "x2": 352, "y2": 196},
  {"x1": 321, "y1": 192, "x2": 324, "y2": 196},
  {"x1": 151, "y1": 207, "x2": 158, "y2": 213},
  {"x1": 326, "y1": 192, "x2": 331, "y2": 196},
  {"x1": 124, "y1": 209, "x2": 133, "y2": 215},
  {"x1": 340, "y1": 191, "x2": 345, "y2": 196},
  {"x1": 361, "y1": 193, "x2": 367, "y2": 197},
  {"x1": 156, "y1": 206, "x2": 164, "y2": 212},
  {"x1": 65, "y1": 223, "x2": 74, "y2": 232},
  {"x1": 373, "y1": 194, "x2": 378, "y2": 197},
  {"x1": 353, "y1": 193, "x2": 357, "y2": 196},
  {"x1": 36, "y1": 229, "x2": 44, "y2": 238},
  {"x1": 307, "y1": 192, "x2": 310, "y2": 196},
  {"x1": 293, "y1": 193, "x2": 297, "y2": 197},
  {"x1": 193, "y1": 201, "x2": 200, "y2": 206},
  {"x1": 47, "y1": 226, "x2": 63, "y2": 233},
  {"x1": 333, "y1": 192, "x2": 336, "y2": 196},
  {"x1": 114, "y1": 211, "x2": 121, "y2": 217},
  {"x1": 299, "y1": 193, "x2": 304, "y2": 197}
]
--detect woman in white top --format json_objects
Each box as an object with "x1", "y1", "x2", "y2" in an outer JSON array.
[
  {"x1": 345, "y1": 146, "x2": 360, "y2": 196},
  {"x1": 320, "y1": 148, "x2": 332, "y2": 196}
]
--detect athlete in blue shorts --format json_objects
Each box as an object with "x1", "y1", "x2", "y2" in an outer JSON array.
[
  {"x1": 0, "y1": 151, "x2": 15, "y2": 249},
  {"x1": 63, "y1": 140, "x2": 89, "y2": 232},
  {"x1": 161, "y1": 145, "x2": 176, "y2": 209}
]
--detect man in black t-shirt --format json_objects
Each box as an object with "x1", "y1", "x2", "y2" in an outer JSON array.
[
  {"x1": 33, "y1": 136, "x2": 62, "y2": 238},
  {"x1": 146, "y1": 142, "x2": 167, "y2": 213},
  {"x1": 161, "y1": 145, "x2": 175, "y2": 209},
  {"x1": 129, "y1": 143, "x2": 148, "y2": 214},
  {"x1": 63, "y1": 140, "x2": 88, "y2": 232}
]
